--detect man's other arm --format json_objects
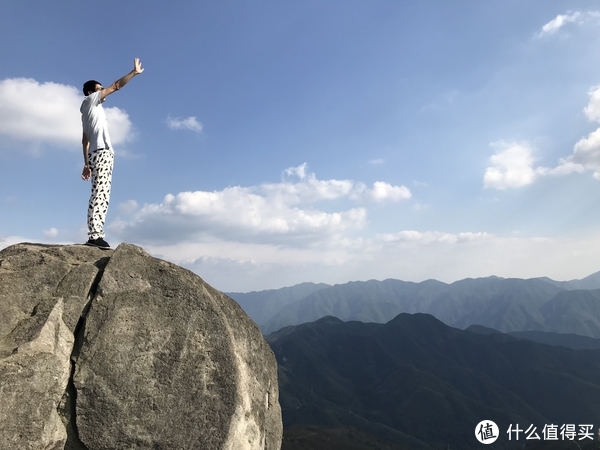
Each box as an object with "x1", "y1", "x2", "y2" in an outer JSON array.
[{"x1": 81, "y1": 133, "x2": 91, "y2": 180}]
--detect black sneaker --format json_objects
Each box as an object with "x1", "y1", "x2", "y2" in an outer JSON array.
[{"x1": 85, "y1": 238, "x2": 111, "y2": 249}]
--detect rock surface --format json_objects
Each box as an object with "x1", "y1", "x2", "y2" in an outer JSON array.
[{"x1": 0, "y1": 243, "x2": 282, "y2": 450}]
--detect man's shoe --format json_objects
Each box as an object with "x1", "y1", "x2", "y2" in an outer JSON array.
[{"x1": 85, "y1": 238, "x2": 111, "y2": 249}]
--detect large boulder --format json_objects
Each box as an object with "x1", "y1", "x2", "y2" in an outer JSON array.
[{"x1": 0, "y1": 243, "x2": 282, "y2": 450}]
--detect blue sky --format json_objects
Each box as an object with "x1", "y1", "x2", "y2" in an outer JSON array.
[{"x1": 3, "y1": 1, "x2": 600, "y2": 291}]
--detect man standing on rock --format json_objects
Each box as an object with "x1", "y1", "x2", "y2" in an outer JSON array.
[{"x1": 80, "y1": 58, "x2": 144, "y2": 249}]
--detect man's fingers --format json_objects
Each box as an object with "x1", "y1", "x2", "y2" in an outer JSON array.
[{"x1": 134, "y1": 57, "x2": 143, "y2": 73}]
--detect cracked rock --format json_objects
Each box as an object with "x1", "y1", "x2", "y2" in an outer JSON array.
[{"x1": 0, "y1": 243, "x2": 282, "y2": 450}]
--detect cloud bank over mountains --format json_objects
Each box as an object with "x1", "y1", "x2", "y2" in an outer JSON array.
[{"x1": 146, "y1": 226, "x2": 600, "y2": 292}]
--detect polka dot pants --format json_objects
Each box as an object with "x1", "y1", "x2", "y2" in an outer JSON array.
[{"x1": 87, "y1": 149, "x2": 114, "y2": 240}]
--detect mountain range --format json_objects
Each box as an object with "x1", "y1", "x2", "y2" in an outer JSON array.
[
  {"x1": 270, "y1": 313, "x2": 600, "y2": 450},
  {"x1": 227, "y1": 272, "x2": 600, "y2": 336},
  {"x1": 229, "y1": 273, "x2": 600, "y2": 448}
]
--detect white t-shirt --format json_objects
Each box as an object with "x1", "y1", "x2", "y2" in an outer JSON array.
[{"x1": 80, "y1": 91, "x2": 113, "y2": 153}]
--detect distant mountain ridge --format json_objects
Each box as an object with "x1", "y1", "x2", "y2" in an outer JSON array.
[
  {"x1": 227, "y1": 271, "x2": 600, "y2": 336},
  {"x1": 270, "y1": 313, "x2": 600, "y2": 450},
  {"x1": 227, "y1": 282, "x2": 330, "y2": 326}
]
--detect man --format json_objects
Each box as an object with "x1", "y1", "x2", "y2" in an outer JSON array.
[{"x1": 81, "y1": 58, "x2": 144, "y2": 249}]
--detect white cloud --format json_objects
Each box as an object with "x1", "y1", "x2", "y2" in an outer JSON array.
[
  {"x1": 0, "y1": 78, "x2": 133, "y2": 151},
  {"x1": 483, "y1": 142, "x2": 547, "y2": 190},
  {"x1": 264, "y1": 163, "x2": 411, "y2": 204},
  {"x1": 566, "y1": 130, "x2": 600, "y2": 179},
  {"x1": 109, "y1": 164, "x2": 410, "y2": 246},
  {"x1": 104, "y1": 107, "x2": 134, "y2": 147},
  {"x1": 537, "y1": 12, "x2": 582, "y2": 37},
  {"x1": 368, "y1": 181, "x2": 411, "y2": 202},
  {"x1": 350, "y1": 181, "x2": 412, "y2": 202},
  {"x1": 270, "y1": 163, "x2": 355, "y2": 203},
  {"x1": 484, "y1": 85, "x2": 600, "y2": 188},
  {"x1": 368, "y1": 158, "x2": 384, "y2": 165},
  {"x1": 536, "y1": 11, "x2": 600, "y2": 38},
  {"x1": 43, "y1": 228, "x2": 59, "y2": 238},
  {"x1": 583, "y1": 85, "x2": 600, "y2": 122},
  {"x1": 284, "y1": 162, "x2": 309, "y2": 180},
  {"x1": 548, "y1": 86, "x2": 600, "y2": 179},
  {"x1": 166, "y1": 115, "x2": 203, "y2": 133},
  {"x1": 0, "y1": 235, "x2": 27, "y2": 250}
]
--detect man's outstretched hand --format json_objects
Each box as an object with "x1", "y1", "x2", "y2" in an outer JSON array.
[{"x1": 134, "y1": 58, "x2": 144, "y2": 74}]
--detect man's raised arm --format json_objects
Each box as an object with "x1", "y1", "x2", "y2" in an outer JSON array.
[{"x1": 100, "y1": 58, "x2": 144, "y2": 101}]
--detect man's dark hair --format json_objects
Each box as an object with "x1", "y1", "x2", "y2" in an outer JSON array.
[{"x1": 82, "y1": 80, "x2": 101, "y2": 96}]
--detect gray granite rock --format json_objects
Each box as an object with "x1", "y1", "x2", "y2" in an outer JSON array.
[
  {"x1": 0, "y1": 243, "x2": 109, "y2": 450},
  {"x1": 0, "y1": 243, "x2": 282, "y2": 450}
]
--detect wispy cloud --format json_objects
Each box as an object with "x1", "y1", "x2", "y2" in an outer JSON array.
[
  {"x1": 536, "y1": 11, "x2": 600, "y2": 38},
  {"x1": 537, "y1": 12, "x2": 582, "y2": 37},
  {"x1": 0, "y1": 78, "x2": 133, "y2": 151},
  {"x1": 368, "y1": 158, "x2": 384, "y2": 165},
  {"x1": 377, "y1": 230, "x2": 492, "y2": 245},
  {"x1": 412, "y1": 203, "x2": 429, "y2": 211},
  {"x1": 166, "y1": 115, "x2": 203, "y2": 133}
]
